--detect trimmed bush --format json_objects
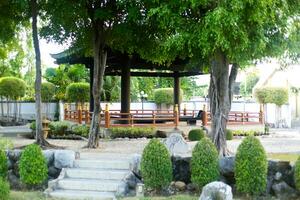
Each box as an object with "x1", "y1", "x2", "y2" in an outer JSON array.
[
  {"x1": 0, "y1": 138, "x2": 13, "y2": 150},
  {"x1": 235, "y1": 136, "x2": 267, "y2": 195},
  {"x1": 49, "y1": 121, "x2": 71, "y2": 136},
  {"x1": 294, "y1": 156, "x2": 300, "y2": 190},
  {"x1": 188, "y1": 129, "x2": 205, "y2": 141},
  {"x1": 141, "y1": 139, "x2": 172, "y2": 190},
  {"x1": 65, "y1": 82, "x2": 90, "y2": 104},
  {"x1": 0, "y1": 77, "x2": 26, "y2": 99},
  {"x1": 0, "y1": 178, "x2": 10, "y2": 200},
  {"x1": 110, "y1": 127, "x2": 155, "y2": 138},
  {"x1": 226, "y1": 129, "x2": 233, "y2": 140},
  {"x1": 72, "y1": 125, "x2": 90, "y2": 137},
  {"x1": 19, "y1": 144, "x2": 48, "y2": 185},
  {"x1": 190, "y1": 137, "x2": 219, "y2": 188},
  {"x1": 153, "y1": 88, "x2": 183, "y2": 105},
  {"x1": 254, "y1": 87, "x2": 289, "y2": 106},
  {"x1": 41, "y1": 82, "x2": 56, "y2": 102},
  {"x1": 0, "y1": 150, "x2": 7, "y2": 179}
]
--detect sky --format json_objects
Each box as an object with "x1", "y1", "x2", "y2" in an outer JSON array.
[{"x1": 40, "y1": 39, "x2": 68, "y2": 68}]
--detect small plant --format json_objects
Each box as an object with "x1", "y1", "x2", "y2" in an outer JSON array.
[
  {"x1": 141, "y1": 139, "x2": 172, "y2": 190},
  {"x1": 110, "y1": 127, "x2": 155, "y2": 138},
  {"x1": 188, "y1": 129, "x2": 205, "y2": 141},
  {"x1": 153, "y1": 88, "x2": 183, "y2": 105},
  {"x1": 226, "y1": 129, "x2": 233, "y2": 140},
  {"x1": 294, "y1": 156, "x2": 300, "y2": 190},
  {"x1": 72, "y1": 125, "x2": 90, "y2": 137},
  {"x1": 190, "y1": 137, "x2": 219, "y2": 188},
  {"x1": 235, "y1": 136, "x2": 267, "y2": 195},
  {"x1": 0, "y1": 150, "x2": 7, "y2": 179},
  {"x1": 19, "y1": 144, "x2": 48, "y2": 185},
  {"x1": 0, "y1": 178, "x2": 10, "y2": 200},
  {"x1": 49, "y1": 121, "x2": 71, "y2": 136},
  {"x1": 0, "y1": 138, "x2": 13, "y2": 150}
]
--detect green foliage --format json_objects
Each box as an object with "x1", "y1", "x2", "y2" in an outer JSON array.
[
  {"x1": 190, "y1": 137, "x2": 219, "y2": 188},
  {"x1": 29, "y1": 121, "x2": 36, "y2": 131},
  {"x1": 0, "y1": 149, "x2": 7, "y2": 179},
  {"x1": 188, "y1": 129, "x2": 205, "y2": 141},
  {"x1": 65, "y1": 82, "x2": 90, "y2": 104},
  {"x1": 41, "y1": 82, "x2": 56, "y2": 102},
  {"x1": 66, "y1": 64, "x2": 89, "y2": 82},
  {"x1": 0, "y1": 77, "x2": 26, "y2": 99},
  {"x1": 101, "y1": 76, "x2": 120, "y2": 102},
  {"x1": 19, "y1": 144, "x2": 48, "y2": 185},
  {"x1": 226, "y1": 129, "x2": 233, "y2": 140},
  {"x1": 71, "y1": 125, "x2": 90, "y2": 137},
  {"x1": 0, "y1": 178, "x2": 10, "y2": 200},
  {"x1": 230, "y1": 129, "x2": 266, "y2": 136},
  {"x1": 254, "y1": 87, "x2": 289, "y2": 106},
  {"x1": 0, "y1": 138, "x2": 13, "y2": 150},
  {"x1": 154, "y1": 88, "x2": 183, "y2": 105},
  {"x1": 141, "y1": 139, "x2": 172, "y2": 190},
  {"x1": 294, "y1": 156, "x2": 300, "y2": 190},
  {"x1": 110, "y1": 127, "x2": 155, "y2": 139},
  {"x1": 49, "y1": 121, "x2": 71, "y2": 136},
  {"x1": 235, "y1": 136, "x2": 267, "y2": 195},
  {"x1": 240, "y1": 71, "x2": 259, "y2": 97}
]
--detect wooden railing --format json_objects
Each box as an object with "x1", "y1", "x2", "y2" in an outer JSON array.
[{"x1": 64, "y1": 104, "x2": 264, "y2": 128}]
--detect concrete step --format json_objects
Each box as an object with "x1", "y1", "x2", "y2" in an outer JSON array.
[
  {"x1": 48, "y1": 189, "x2": 116, "y2": 200},
  {"x1": 79, "y1": 153, "x2": 134, "y2": 160},
  {"x1": 74, "y1": 159, "x2": 131, "y2": 170},
  {"x1": 65, "y1": 168, "x2": 131, "y2": 180},
  {"x1": 57, "y1": 178, "x2": 125, "y2": 192}
]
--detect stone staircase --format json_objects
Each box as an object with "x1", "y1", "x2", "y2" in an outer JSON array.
[{"x1": 45, "y1": 153, "x2": 138, "y2": 200}]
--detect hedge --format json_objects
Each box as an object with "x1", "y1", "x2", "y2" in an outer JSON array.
[
  {"x1": 109, "y1": 127, "x2": 156, "y2": 138},
  {"x1": 188, "y1": 129, "x2": 205, "y2": 141},
  {"x1": 153, "y1": 88, "x2": 183, "y2": 105},
  {"x1": 65, "y1": 82, "x2": 90, "y2": 104}
]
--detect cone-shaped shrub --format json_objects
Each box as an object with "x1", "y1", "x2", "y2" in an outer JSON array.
[
  {"x1": 141, "y1": 139, "x2": 172, "y2": 190},
  {"x1": 19, "y1": 144, "x2": 48, "y2": 185},
  {"x1": 0, "y1": 178, "x2": 10, "y2": 200},
  {"x1": 0, "y1": 150, "x2": 7, "y2": 179},
  {"x1": 191, "y1": 137, "x2": 219, "y2": 188},
  {"x1": 294, "y1": 156, "x2": 300, "y2": 190},
  {"x1": 235, "y1": 136, "x2": 267, "y2": 195},
  {"x1": 188, "y1": 129, "x2": 205, "y2": 141}
]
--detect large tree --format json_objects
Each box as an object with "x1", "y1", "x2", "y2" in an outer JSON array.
[{"x1": 146, "y1": 0, "x2": 300, "y2": 155}]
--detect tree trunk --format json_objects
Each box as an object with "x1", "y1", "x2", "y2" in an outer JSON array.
[
  {"x1": 87, "y1": 22, "x2": 107, "y2": 148},
  {"x1": 31, "y1": 0, "x2": 48, "y2": 146},
  {"x1": 209, "y1": 49, "x2": 238, "y2": 156}
]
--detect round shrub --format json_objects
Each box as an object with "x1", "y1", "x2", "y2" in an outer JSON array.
[
  {"x1": 188, "y1": 129, "x2": 205, "y2": 141},
  {"x1": 72, "y1": 125, "x2": 90, "y2": 137},
  {"x1": 65, "y1": 82, "x2": 90, "y2": 104},
  {"x1": 0, "y1": 150, "x2": 7, "y2": 179},
  {"x1": 294, "y1": 156, "x2": 300, "y2": 190},
  {"x1": 235, "y1": 136, "x2": 267, "y2": 195},
  {"x1": 226, "y1": 129, "x2": 233, "y2": 140},
  {"x1": 141, "y1": 139, "x2": 172, "y2": 190},
  {"x1": 190, "y1": 137, "x2": 219, "y2": 188},
  {"x1": 41, "y1": 82, "x2": 56, "y2": 102},
  {"x1": 49, "y1": 121, "x2": 71, "y2": 136},
  {"x1": 0, "y1": 77, "x2": 26, "y2": 100},
  {"x1": 153, "y1": 88, "x2": 183, "y2": 105},
  {"x1": 19, "y1": 144, "x2": 48, "y2": 185},
  {"x1": 0, "y1": 178, "x2": 10, "y2": 200}
]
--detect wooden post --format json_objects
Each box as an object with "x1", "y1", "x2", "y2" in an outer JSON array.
[
  {"x1": 174, "y1": 104, "x2": 179, "y2": 127},
  {"x1": 77, "y1": 104, "x2": 82, "y2": 124},
  {"x1": 64, "y1": 103, "x2": 68, "y2": 120},
  {"x1": 202, "y1": 104, "x2": 208, "y2": 126},
  {"x1": 259, "y1": 104, "x2": 264, "y2": 124},
  {"x1": 183, "y1": 104, "x2": 187, "y2": 116},
  {"x1": 105, "y1": 104, "x2": 110, "y2": 128}
]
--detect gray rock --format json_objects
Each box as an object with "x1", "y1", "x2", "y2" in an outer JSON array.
[
  {"x1": 43, "y1": 150, "x2": 54, "y2": 166},
  {"x1": 54, "y1": 150, "x2": 75, "y2": 169},
  {"x1": 199, "y1": 181, "x2": 233, "y2": 200},
  {"x1": 272, "y1": 181, "x2": 297, "y2": 199},
  {"x1": 130, "y1": 154, "x2": 141, "y2": 177},
  {"x1": 8, "y1": 170, "x2": 23, "y2": 190},
  {"x1": 172, "y1": 155, "x2": 191, "y2": 183},
  {"x1": 7, "y1": 158, "x2": 13, "y2": 170},
  {"x1": 187, "y1": 183, "x2": 197, "y2": 191},
  {"x1": 7, "y1": 150, "x2": 22, "y2": 162},
  {"x1": 275, "y1": 172, "x2": 282, "y2": 181},
  {"x1": 174, "y1": 181, "x2": 186, "y2": 191},
  {"x1": 219, "y1": 156, "x2": 235, "y2": 176},
  {"x1": 163, "y1": 133, "x2": 190, "y2": 155},
  {"x1": 48, "y1": 166, "x2": 61, "y2": 178}
]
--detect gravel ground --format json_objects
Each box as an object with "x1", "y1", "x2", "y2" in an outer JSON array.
[{"x1": 5, "y1": 128, "x2": 300, "y2": 155}]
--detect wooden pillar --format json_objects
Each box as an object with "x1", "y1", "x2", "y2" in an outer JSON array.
[
  {"x1": 174, "y1": 71, "x2": 180, "y2": 111},
  {"x1": 121, "y1": 67, "x2": 131, "y2": 123},
  {"x1": 89, "y1": 65, "x2": 94, "y2": 112}
]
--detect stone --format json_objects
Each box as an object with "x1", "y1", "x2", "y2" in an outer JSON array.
[
  {"x1": 199, "y1": 181, "x2": 233, "y2": 200},
  {"x1": 43, "y1": 150, "x2": 54, "y2": 166},
  {"x1": 174, "y1": 181, "x2": 186, "y2": 191},
  {"x1": 48, "y1": 166, "x2": 61, "y2": 179},
  {"x1": 219, "y1": 156, "x2": 235, "y2": 185},
  {"x1": 156, "y1": 130, "x2": 167, "y2": 138},
  {"x1": 7, "y1": 158, "x2": 13, "y2": 170},
  {"x1": 268, "y1": 160, "x2": 295, "y2": 188},
  {"x1": 172, "y1": 155, "x2": 191, "y2": 183},
  {"x1": 163, "y1": 133, "x2": 190, "y2": 155},
  {"x1": 272, "y1": 181, "x2": 297, "y2": 200},
  {"x1": 54, "y1": 150, "x2": 76, "y2": 169},
  {"x1": 8, "y1": 170, "x2": 23, "y2": 190},
  {"x1": 7, "y1": 150, "x2": 22, "y2": 162},
  {"x1": 187, "y1": 183, "x2": 197, "y2": 191},
  {"x1": 130, "y1": 154, "x2": 141, "y2": 177},
  {"x1": 275, "y1": 172, "x2": 282, "y2": 181}
]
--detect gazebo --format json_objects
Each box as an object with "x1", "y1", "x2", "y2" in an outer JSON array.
[{"x1": 51, "y1": 48, "x2": 204, "y2": 113}]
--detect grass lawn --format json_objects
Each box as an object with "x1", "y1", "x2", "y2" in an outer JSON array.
[
  {"x1": 10, "y1": 191, "x2": 198, "y2": 200},
  {"x1": 267, "y1": 153, "x2": 300, "y2": 163}
]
